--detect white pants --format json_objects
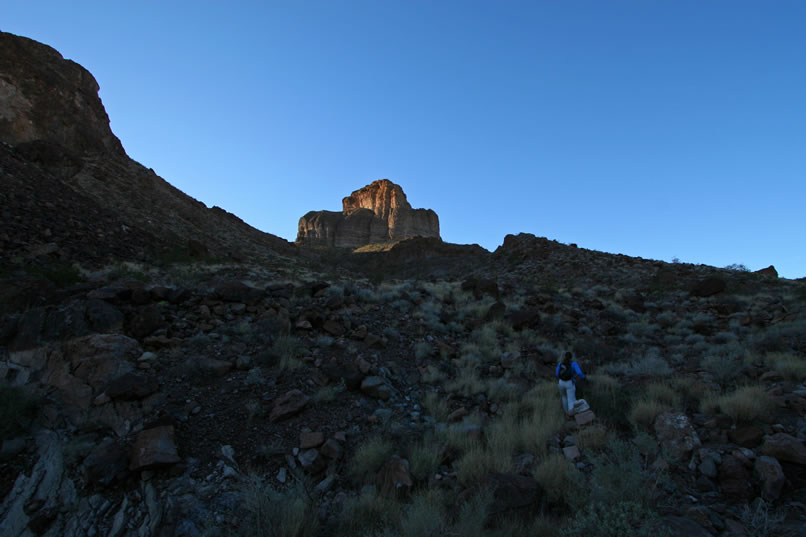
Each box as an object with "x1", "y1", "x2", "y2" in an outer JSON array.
[{"x1": 558, "y1": 379, "x2": 576, "y2": 414}]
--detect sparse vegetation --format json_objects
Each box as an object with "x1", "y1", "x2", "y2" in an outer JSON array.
[{"x1": 700, "y1": 385, "x2": 775, "y2": 423}]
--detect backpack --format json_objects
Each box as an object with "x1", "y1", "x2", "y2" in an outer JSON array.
[{"x1": 558, "y1": 363, "x2": 574, "y2": 381}]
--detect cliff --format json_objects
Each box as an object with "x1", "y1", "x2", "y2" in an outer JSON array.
[{"x1": 297, "y1": 179, "x2": 440, "y2": 247}]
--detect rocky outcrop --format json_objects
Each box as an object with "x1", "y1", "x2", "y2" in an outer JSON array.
[
  {"x1": 296, "y1": 180, "x2": 440, "y2": 247},
  {"x1": 0, "y1": 31, "x2": 294, "y2": 273}
]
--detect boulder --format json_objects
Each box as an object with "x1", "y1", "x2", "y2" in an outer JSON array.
[
  {"x1": 129, "y1": 426, "x2": 180, "y2": 470},
  {"x1": 128, "y1": 304, "x2": 163, "y2": 339},
  {"x1": 690, "y1": 277, "x2": 726, "y2": 298},
  {"x1": 376, "y1": 455, "x2": 413, "y2": 497},
  {"x1": 83, "y1": 437, "x2": 128, "y2": 486},
  {"x1": 269, "y1": 390, "x2": 309, "y2": 422},
  {"x1": 754, "y1": 455, "x2": 786, "y2": 501},
  {"x1": 104, "y1": 372, "x2": 158, "y2": 400},
  {"x1": 761, "y1": 433, "x2": 806, "y2": 465},
  {"x1": 718, "y1": 455, "x2": 752, "y2": 500},
  {"x1": 360, "y1": 376, "x2": 392, "y2": 400},
  {"x1": 483, "y1": 472, "x2": 540, "y2": 515},
  {"x1": 654, "y1": 412, "x2": 701, "y2": 462},
  {"x1": 754, "y1": 265, "x2": 778, "y2": 278}
]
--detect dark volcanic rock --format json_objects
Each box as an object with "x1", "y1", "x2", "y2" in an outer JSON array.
[{"x1": 129, "y1": 425, "x2": 180, "y2": 470}]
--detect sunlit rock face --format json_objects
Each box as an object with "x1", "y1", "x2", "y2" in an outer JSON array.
[{"x1": 296, "y1": 179, "x2": 440, "y2": 248}]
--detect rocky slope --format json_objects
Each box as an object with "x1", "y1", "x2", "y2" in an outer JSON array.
[
  {"x1": 1, "y1": 31, "x2": 806, "y2": 537},
  {"x1": 0, "y1": 31, "x2": 294, "y2": 276},
  {"x1": 297, "y1": 180, "x2": 440, "y2": 248}
]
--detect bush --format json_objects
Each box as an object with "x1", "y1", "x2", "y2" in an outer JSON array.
[
  {"x1": 561, "y1": 501, "x2": 669, "y2": 537},
  {"x1": 241, "y1": 474, "x2": 318, "y2": 537},
  {"x1": 414, "y1": 341, "x2": 434, "y2": 361},
  {"x1": 397, "y1": 489, "x2": 446, "y2": 537},
  {"x1": 337, "y1": 488, "x2": 400, "y2": 536},
  {"x1": 0, "y1": 383, "x2": 39, "y2": 441},
  {"x1": 588, "y1": 439, "x2": 653, "y2": 506},
  {"x1": 534, "y1": 453, "x2": 586, "y2": 508},
  {"x1": 350, "y1": 436, "x2": 395, "y2": 484},
  {"x1": 273, "y1": 335, "x2": 301, "y2": 370},
  {"x1": 765, "y1": 352, "x2": 806, "y2": 381},
  {"x1": 707, "y1": 385, "x2": 775, "y2": 423},
  {"x1": 576, "y1": 423, "x2": 610, "y2": 452},
  {"x1": 407, "y1": 434, "x2": 442, "y2": 482}
]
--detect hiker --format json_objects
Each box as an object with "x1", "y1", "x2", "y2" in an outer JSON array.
[{"x1": 556, "y1": 351, "x2": 585, "y2": 416}]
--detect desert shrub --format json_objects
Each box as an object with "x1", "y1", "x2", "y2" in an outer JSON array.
[
  {"x1": 455, "y1": 446, "x2": 506, "y2": 486},
  {"x1": 599, "y1": 353, "x2": 672, "y2": 378},
  {"x1": 421, "y1": 365, "x2": 447, "y2": 385},
  {"x1": 701, "y1": 353, "x2": 744, "y2": 388},
  {"x1": 35, "y1": 261, "x2": 84, "y2": 287},
  {"x1": 397, "y1": 489, "x2": 446, "y2": 537},
  {"x1": 421, "y1": 391, "x2": 449, "y2": 422},
  {"x1": 350, "y1": 436, "x2": 395, "y2": 484},
  {"x1": 626, "y1": 321, "x2": 658, "y2": 340},
  {"x1": 576, "y1": 423, "x2": 610, "y2": 452},
  {"x1": 669, "y1": 376, "x2": 708, "y2": 410},
  {"x1": 383, "y1": 326, "x2": 401, "y2": 342},
  {"x1": 0, "y1": 383, "x2": 40, "y2": 441},
  {"x1": 241, "y1": 474, "x2": 318, "y2": 537},
  {"x1": 628, "y1": 398, "x2": 670, "y2": 432},
  {"x1": 561, "y1": 501, "x2": 669, "y2": 537},
  {"x1": 655, "y1": 311, "x2": 677, "y2": 328},
  {"x1": 588, "y1": 439, "x2": 653, "y2": 506},
  {"x1": 445, "y1": 365, "x2": 485, "y2": 397},
  {"x1": 452, "y1": 489, "x2": 492, "y2": 537},
  {"x1": 407, "y1": 434, "x2": 442, "y2": 482},
  {"x1": 337, "y1": 488, "x2": 401, "y2": 536},
  {"x1": 311, "y1": 385, "x2": 341, "y2": 405},
  {"x1": 586, "y1": 374, "x2": 634, "y2": 429},
  {"x1": 390, "y1": 299, "x2": 413, "y2": 314},
  {"x1": 534, "y1": 453, "x2": 586, "y2": 508},
  {"x1": 707, "y1": 385, "x2": 775, "y2": 423},
  {"x1": 765, "y1": 351, "x2": 806, "y2": 381},
  {"x1": 272, "y1": 335, "x2": 301, "y2": 370},
  {"x1": 414, "y1": 341, "x2": 434, "y2": 361},
  {"x1": 751, "y1": 319, "x2": 806, "y2": 354},
  {"x1": 739, "y1": 499, "x2": 785, "y2": 537},
  {"x1": 484, "y1": 377, "x2": 520, "y2": 402}
]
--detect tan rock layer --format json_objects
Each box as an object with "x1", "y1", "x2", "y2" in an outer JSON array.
[{"x1": 297, "y1": 179, "x2": 440, "y2": 248}]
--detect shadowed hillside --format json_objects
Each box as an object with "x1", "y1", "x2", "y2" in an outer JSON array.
[{"x1": 2, "y1": 32, "x2": 806, "y2": 537}]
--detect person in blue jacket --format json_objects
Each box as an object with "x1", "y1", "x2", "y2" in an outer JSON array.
[{"x1": 556, "y1": 351, "x2": 585, "y2": 416}]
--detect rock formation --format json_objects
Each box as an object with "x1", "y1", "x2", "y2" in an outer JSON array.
[
  {"x1": 297, "y1": 179, "x2": 440, "y2": 247},
  {"x1": 0, "y1": 31, "x2": 293, "y2": 269}
]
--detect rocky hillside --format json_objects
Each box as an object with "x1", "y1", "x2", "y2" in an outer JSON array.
[
  {"x1": 297, "y1": 180, "x2": 440, "y2": 248},
  {"x1": 2, "y1": 31, "x2": 806, "y2": 537},
  {"x1": 0, "y1": 31, "x2": 294, "y2": 277}
]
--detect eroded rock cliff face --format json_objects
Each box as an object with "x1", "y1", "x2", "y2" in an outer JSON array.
[
  {"x1": 297, "y1": 180, "x2": 440, "y2": 247},
  {"x1": 0, "y1": 31, "x2": 294, "y2": 269}
]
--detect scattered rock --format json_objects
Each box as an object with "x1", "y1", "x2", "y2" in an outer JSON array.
[
  {"x1": 129, "y1": 426, "x2": 180, "y2": 471},
  {"x1": 360, "y1": 376, "x2": 392, "y2": 400},
  {"x1": 654, "y1": 412, "x2": 701, "y2": 461},
  {"x1": 376, "y1": 455, "x2": 413, "y2": 497},
  {"x1": 270, "y1": 390, "x2": 310, "y2": 422},
  {"x1": 762, "y1": 433, "x2": 806, "y2": 465},
  {"x1": 754, "y1": 455, "x2": 786, "y2": 501}
]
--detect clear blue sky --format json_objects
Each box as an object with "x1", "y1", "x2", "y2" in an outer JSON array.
[{"x1": 3, "y1": 1, "x2": 805, "y2": 278}]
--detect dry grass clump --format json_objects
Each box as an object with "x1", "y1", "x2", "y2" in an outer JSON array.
[
  {"x1": 446, "y1": 365, "x2": 486, "y2": 397},
  {"x1": 576, "y1": 423, "x2": 610, "y2": 452},
  {"x1": 242, "y1": 474, "x2": 318, "y2": 537},
  {"x1": 407, "y1": 433, "x2": 442, "y2": 482},
  {"x1": 273, "y1": 335, "x2": 301, "y2": 370},
  {"x1": 422, "y1": 391, "x2": 450, "y2": 422},
  {"x1": 626, "y1": 381, "x2": 680, "y2": 432},
  {"x1": 337, "y1": 488, "x2": 401, "y2": 536},
  {"x1": 455, "y1": 446, "x2": 508, "y2": 486},
  {"x1": 766, "y1": 352, "x2": 806, "y2": 381},
  {"x1": 700, "y1": 385, "x2": 775, "y2": 423},
  {"x1": 350, "y1": 436, "x2": 395, "y2": 484},
  {"x1": 669, "y1": 376, "x2": 708, "y2": 409},
  {"x1": 534, "y1": 453, "x2": 585, "y2": 507}
]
